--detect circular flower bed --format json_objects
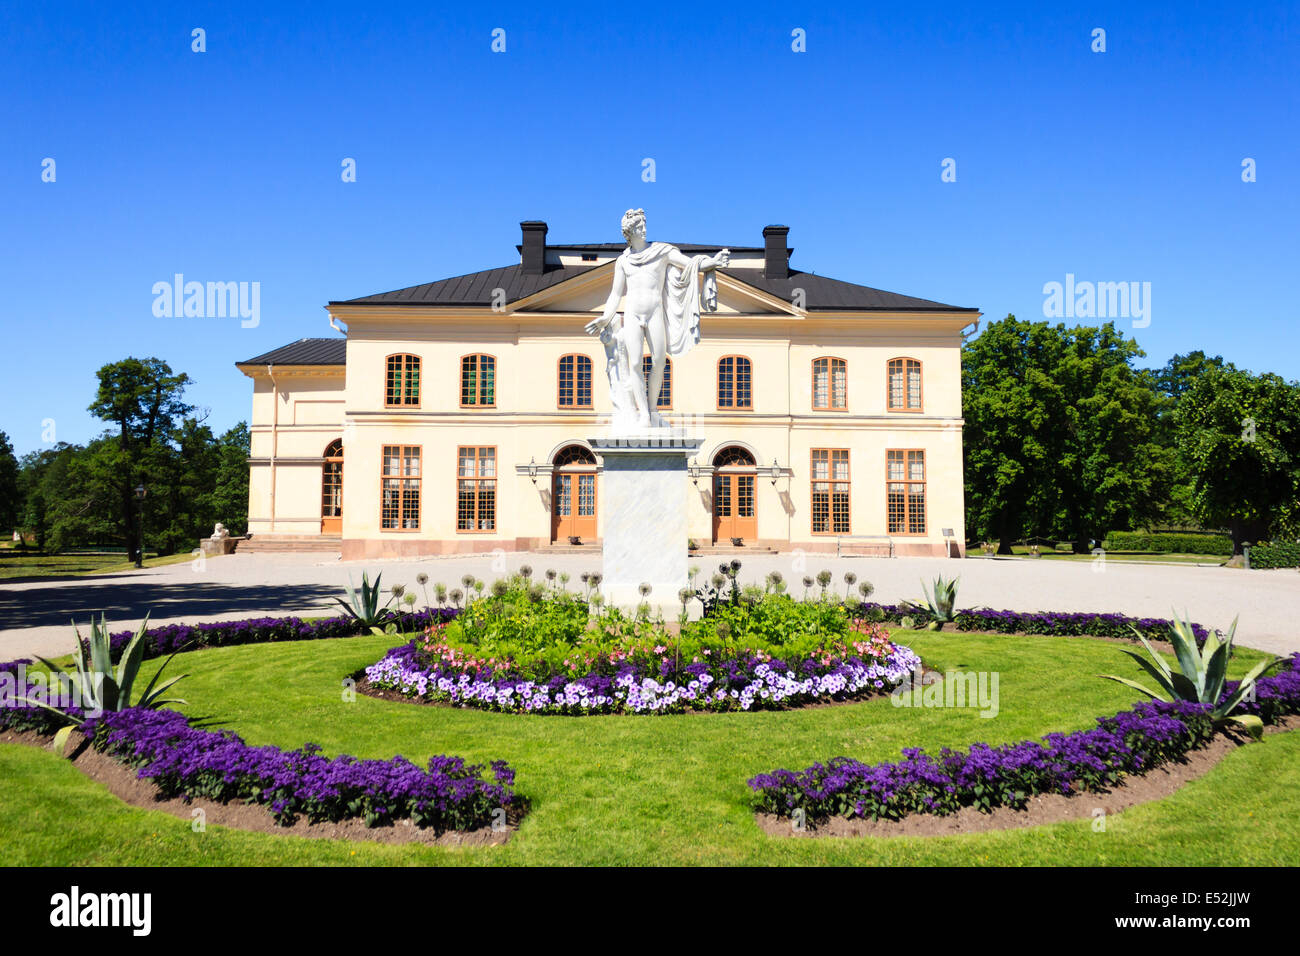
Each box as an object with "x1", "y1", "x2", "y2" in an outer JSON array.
[{"x1": 361, "y1": 613, "x2": 920, "y2": 717}]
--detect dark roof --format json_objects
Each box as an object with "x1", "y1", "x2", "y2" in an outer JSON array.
[
  {"x1": 237, "y1": 337, "x2": 346, "y2": 366},
  {"x1": 332, "y1": 263, "x2": 598, "y2": 306},
  {"x1": 534, "y1": 242, "x2": 765, "y2": 254},
  {"x1": 721, "y1": 269, "x2": 975, "y2": 312},
  {"x1": 331, "y1": 255, "x2": 975, "y2": 312}
]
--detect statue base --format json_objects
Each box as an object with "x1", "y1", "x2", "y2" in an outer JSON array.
[{"x1": 589, "y1": 432, "x2": 704, "y2": 609}]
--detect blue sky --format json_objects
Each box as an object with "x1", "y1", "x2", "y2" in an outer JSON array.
[{"x1": 2, "y1": 0, "x2": 1295, "y2": 456}]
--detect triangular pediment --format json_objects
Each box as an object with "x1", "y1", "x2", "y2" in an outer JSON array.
[{"x1": 510, "y1": 262, "x2": 801, "y2": 317}]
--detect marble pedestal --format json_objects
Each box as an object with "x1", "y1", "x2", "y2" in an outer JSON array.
[{"x1": 589, "y1": 432, "x2": 703, "y2": 610}]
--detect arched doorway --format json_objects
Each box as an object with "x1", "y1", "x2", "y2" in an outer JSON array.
[
  {"x1": 712, "y1": 446, "x2": 757, "y2": 544},
  {"x1": 321, "y1": 438, "x2": 343, "y2": 534},
  {"x1": 551, "y1": 444, "x2": 597, "y2": 543}
]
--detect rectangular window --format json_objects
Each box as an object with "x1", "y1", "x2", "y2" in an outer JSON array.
[
  {"x1": 380, "y1": 445, "x2": 421, "y2": 530},
  {"x1": 887, "y1": 449, "x2": 926, "y2": 535},
  {"x1": 385, "y1": 354, "x2": 420, "y2": 407},
  {"x1": 813, "y1": 358, "x2": 847, "y2": 410},
  {"x1": 810, "y1": 448, "x2": 850, "y2": 534},
  {"x1": 461, "y1": 355, "x2": 496, "y2": 407},
  {"x1": 457, "y1": 446, "x2": 497, "y2": 532}
]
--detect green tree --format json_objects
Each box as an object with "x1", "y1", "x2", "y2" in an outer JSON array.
[
  {"x1": 1049, "y1": 326, "x2": 1172, "y2": 552},
  {"x1": 1173, "y1": 365, "x2": 1300, "y2": 553},
  {"x1": 962, "y1": 316, "x2": 1169, "y2": 553},
  {"x1": 962, "y1": 316, "x2": 1064, "y2": 552},
  {"x1": 0, "y1": 431, "x2": 20, "y2": 536},
  {"x1": 47, "y1": 437, "x2": 124, "y2": 552},
  {"x1": 1152, "y1": 351, "x2": 1231, "y2": 527},
  {"x1": 211, "y1": 422, "x2": 251, "y2": 535},
  {"x1": 87, "y1": 358, "x2": 193, "y2": 557},
  {"x1": 18, "y1": 443, "x2": 82, "y2": 551}
]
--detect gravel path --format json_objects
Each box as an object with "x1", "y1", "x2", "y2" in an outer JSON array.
[{"x1": 2, "y1": 551, "x2": 1296, "y2": 661}]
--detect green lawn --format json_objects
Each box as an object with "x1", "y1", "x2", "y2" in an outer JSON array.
[
  {"x1": 0, "y1": 631, "x2": 1294, "y2": 865},
  {"x1": 0, "y1": 550, "x2": 196, "y2": 579}
]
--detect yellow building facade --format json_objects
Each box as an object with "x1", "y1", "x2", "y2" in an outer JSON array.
[{"x1": 237, "y1": 222, "x2": 979, "y2": 559}]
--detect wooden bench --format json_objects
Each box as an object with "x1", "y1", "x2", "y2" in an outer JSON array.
[{"x1": 836, "y1": 535, "x2": 895, "y2": 558}]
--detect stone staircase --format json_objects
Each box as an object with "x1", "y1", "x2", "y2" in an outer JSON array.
[{"x1": 235, "y1": 534, "x2": 342, "y2": 554}]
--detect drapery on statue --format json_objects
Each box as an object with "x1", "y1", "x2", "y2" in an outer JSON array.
[{"x1": 585, "y1": 209, "x2": 729, "y2": 430}]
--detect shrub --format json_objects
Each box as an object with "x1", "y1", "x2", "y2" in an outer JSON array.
[
  {"x1": 1250, "y1": 542, "x2": 1300, "y2": 569},
  {"x1": 1100, "y1": 612, "x2": 1282, "y2": 737},
  {"x1": 22, "y1": 615, "x2": 189, "y2": 754},
  {"x1": 1101, "y1": 532, "x2": 1232, "y2": 555},
  {"x1": 902, "y1": 575, "x2": 960, "y2": 631},
  {"x1": 448, "y1": 577, "x2": 590, "y2": 653}
]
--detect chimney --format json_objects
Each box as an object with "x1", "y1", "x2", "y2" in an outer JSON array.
[
  {"x1": 763, "y1": 225, "x2": 790, "y2": 280},
  {"x1": 520, "y1": 220, "x2": 548, "y2": 275}
]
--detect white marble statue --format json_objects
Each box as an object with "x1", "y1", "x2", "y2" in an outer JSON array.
[
  {"x1": 585, "y1": 209, "x2": 729, "y2": 430},
  {"x1": 210, "y1": 522, "x2": 229, "y2": 540}
]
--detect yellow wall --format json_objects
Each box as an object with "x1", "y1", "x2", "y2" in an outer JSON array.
[
  {"x1": 241, "y1": 303, "x2": 973, "y2": 557},
  {"x1": 240, "y1": 368, "x2": 345, "y2": 536}
]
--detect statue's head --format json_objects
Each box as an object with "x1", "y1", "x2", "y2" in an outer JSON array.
[{"x1": 621, "y1": 208, "x2": 646, "y2": 242}]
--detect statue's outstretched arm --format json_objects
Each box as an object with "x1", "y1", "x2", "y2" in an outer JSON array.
[{"x1": 671, "y1": 247, "x2": 730, "y2": 271}]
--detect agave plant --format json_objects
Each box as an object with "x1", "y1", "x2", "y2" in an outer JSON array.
[
  {"x1": 21, "y1": 614, "x2": 188, "y2": 755},
  {"x1": 904, "y1": 575, "x2": 960, "y2": 630},
  {"x1": 333, "y1": 571, "x2": 397, "y2": 628},
  {"x1": 1099, "y1": 612, "x2": 1282, "y2": 738}
]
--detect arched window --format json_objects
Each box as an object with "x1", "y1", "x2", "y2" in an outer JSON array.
[
  {"x1": 813, "y1": 357, "x2": 847, "y2": 410},
  {"x1": 717, "y1": 356, "x2": 753, "y2": 410},
  {"x1": 887, "y1": 358, "x2": 923, "y2": 411},
  {"x1": 461, "y1": 354, "x2": 496, "y2": 407},
  {"x1": 643, "y1": 355, "x2": 672, "y2": 408},
  {"x1": 557, "y1": 354, "x2": 593, "y2": 408},
  {"x1": 712, "y1": 446, "x2": 756, "y2": 468},
  {"x1": 385, "y1": 354, "x2": 420, "y2": 407},
  {"x1": 552, "y1": 444, "x2": 597, "y2": 467}
]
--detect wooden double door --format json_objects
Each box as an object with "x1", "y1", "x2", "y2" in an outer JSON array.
[
  {"x1": 712, "y1": 471, "x2": 757, "y2": 543},
  {"x1": 552, "y1": 470, "x2": 597, "y2": 542}
]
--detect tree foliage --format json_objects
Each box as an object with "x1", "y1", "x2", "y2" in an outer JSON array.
[
  {"x1": 0, "y1": 431, "x2": 19, "y2": 536},
  {"x1": 11, "y1": 357, "x2": 249, "y2": 555},
  {"x1": 1172, "y1": 364, "x2": 1300, "y2": 552},
  {"x1": 962, "y1": 316, "x2": 1169, "y2": 552}
]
